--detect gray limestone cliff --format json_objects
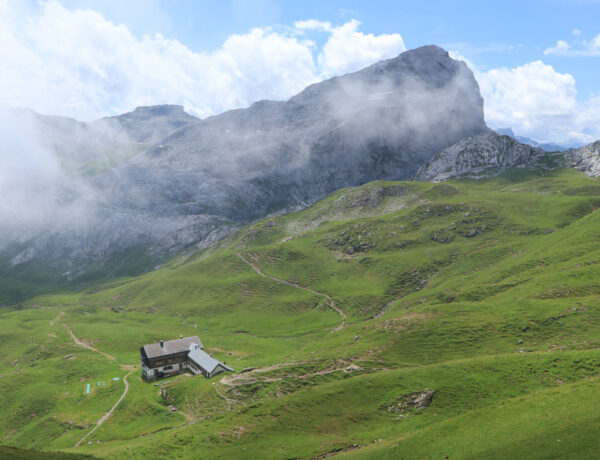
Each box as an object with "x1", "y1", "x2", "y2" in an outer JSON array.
[
  {"x1": 0, "y1": 46, "x2": 489, "y2": 288},
  {"x1": 417, "y1": 132, "x2": 600, "y2": 182},
  {"x1": 563, "y1": 141, "x2": 600, "y2": 177}
]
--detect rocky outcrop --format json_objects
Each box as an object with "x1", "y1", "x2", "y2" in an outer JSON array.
[
  {"x1": 417, "y1": 132, "x2": 562, "y2": 182},
  {"x1": 563, "y1": 141, "x2": 600, "y2": 177},
  {"x1": 401, "y1": 389, "x2": 435, "y2": 410},
  {"x1": 417, "y1": 133, "x2": 600, "y2": 182},
  {"x1": 384, "y1": 389, "x2": 435, "y2": 416}
]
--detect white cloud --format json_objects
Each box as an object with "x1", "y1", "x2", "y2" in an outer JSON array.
[
  {"x1": 544, "y1": 33, "x2": 600, "y2": 56},
  {"x1": 474, "y1": 60, "x2": 600, "y2": 143},
  {"x1": 480, "y1": 61, "x2": 577, "y2": 120},
  {"x1": 2, "y1": 2, "x2": 597, "y2": 145},
  {"x1": 450, "y1": 43, "x2": 600, "y2": 143},
  {"x1": 0, "y1": 2, "x2": 406, "y2": 120},
  {"x1": 294, "y1": 19, "x2": 331, "y2": 31},
  {"x1": 573, "y1": 95, "x2": 600, "y2": 142},
  {"x1": 0, "y1": 1, "x2": 321, "y2": 119},
  {"x1": 544, "y1": 40, "x2": 572, "y2": 55},
  {"x1": 449, "y1": 52, "x2": 586, "y2": 142},
  {"x1": 317, "y1": 19, "x2": 406, "y2": 78},
  {"x1": 0, "y1": 107, "x2": 99, "y2": 234}
]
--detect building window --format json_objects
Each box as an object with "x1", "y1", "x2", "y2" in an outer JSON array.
[{"x1": 164, "y1": 365, "x2": 173, "y2": 370}]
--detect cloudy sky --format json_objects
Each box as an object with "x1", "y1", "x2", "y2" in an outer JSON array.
[{"x1": 1, "y1": 0, "x2": 600, "y2": 144}]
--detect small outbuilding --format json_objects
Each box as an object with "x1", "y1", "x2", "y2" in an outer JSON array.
[
  {"x1": 140, "y1": 336, "x2": 234, "y2": 380},
  {"x1": 187, "y1": 343, "x2": 234, "y2": 378}
]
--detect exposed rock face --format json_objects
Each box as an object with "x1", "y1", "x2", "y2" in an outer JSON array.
[
  {"x1": 104, "y1": 45, "x2": 486, "y2": 225},
  {"x1": 563, "y1": 141, "x2": 600, "y2": 177},
  {"x1": 417, "y1": 132, "x2": 550, "y2": 181},
  {"x1": 2, "y1": 45, "x2": 488, "y2": 285},
  {"x1": 384, "y1": 389, "x2": 435, "y2": 416},
  {"x1": 401, "y1": 389, "x2": 435, "y2": 410},
  {"x1": 417, "y1": 133, "x2": 600, "y2": 182}
]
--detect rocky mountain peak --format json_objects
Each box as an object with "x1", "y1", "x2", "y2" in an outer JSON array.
[
  {"x1": 2, "y1": 45, "x2": 489, "y2": 289},
  {"x1": 130, "y1": 104, "x2": 191, "y2": 117}
]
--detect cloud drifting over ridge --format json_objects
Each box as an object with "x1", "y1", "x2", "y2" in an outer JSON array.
[
  {"x1": 0, "y1": 1, "x2": 406, "y2": 120},
  {"x1": 317, "y1": 19, "x2": 406, "y2": 78},
  {"x1": 1, "y1": 1, "x2": 599, "y2": 144}
]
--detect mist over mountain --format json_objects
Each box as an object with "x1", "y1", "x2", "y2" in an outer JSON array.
[
  {"x1": 0, "y1": 45, "x2": 489, "y2": 292},
  {"x1": 108, "y1": 45, "x2": 485, "y2": 220},
  {"x1": 5, "y1": 3, "x2": 600, "y2": 457},
  {"x1": 3, "y1": 44, "x2": 600, "y2": 299}
]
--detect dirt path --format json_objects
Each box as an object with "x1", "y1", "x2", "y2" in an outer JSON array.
[
  {"x1": 219, "y1": 361, "x2": 376, "y2": 393},
  {"x1": 220, "y1": 362, "x2": 300, "y2": 386},
  {"x1": 213, "y1": 386, "x2": 233, "y2": 411},
  {"x1": 74, "y1": 370, "x2": 134, "y2": 448},
  {"x1": 49, "y1": 311, "x2": 64, "y2": 326},
  {"x1": 63, "y1": 324, "x2": 117, "y2": 362},
  {"x1": 63, "y1": 323, "x2": 136, "y2": 448},
  {"x1": 237, "y1": 251, "x2": 346, "y2": 330}
]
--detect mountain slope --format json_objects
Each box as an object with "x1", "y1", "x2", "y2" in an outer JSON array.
[
  {"x1": 0, "y1": 45, "x2": 488, "y2": 300},
  {"x1": 113, "y1": 45, "x2": 485, "y2": 222},
  {"x1": 2, "y1": 168, "x2": 600, "y2": 458}
]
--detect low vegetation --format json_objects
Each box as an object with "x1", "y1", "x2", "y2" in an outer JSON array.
[{"x1": 1, "y1": 168, "x2": 600, "y2": 458}]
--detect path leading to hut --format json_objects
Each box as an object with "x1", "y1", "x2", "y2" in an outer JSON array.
[
  {"x1": 213, "y1": 386, "x2": 233, "y2": 411},
  {"x1": 63, "y1": 324, "x2": 117, "y2": 362},
  {"x1": 220, "y1": 362, "x2": 300, "y2": 386},
  {"x1": 53, "y1": 318, "x2": 135, "y2": 448},
  {"x1": 237, "y1": 251, "x2": 346, "y2": 330},
  {"x1": 220, "y1": 360, "x2": 375, "y2": 390},
  {"x1": 74, "y1": 370, "x2": 134, "y2": 448},
  {"x1": 49, "y1": 311, "x2": 64, "y2": 326}
]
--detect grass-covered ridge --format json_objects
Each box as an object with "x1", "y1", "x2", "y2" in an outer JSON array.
[{"x1": 2, "y1": 168, "x2": 600, "y2": 458}]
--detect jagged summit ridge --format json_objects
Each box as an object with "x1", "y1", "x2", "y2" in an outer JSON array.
[{"x1": 120, "y1": 44, "x2": 486, "y2": 218}]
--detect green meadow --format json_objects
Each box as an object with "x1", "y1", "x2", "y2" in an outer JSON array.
[{"x1": 1, "y1": 168, "x2": 600, "y2": 458}]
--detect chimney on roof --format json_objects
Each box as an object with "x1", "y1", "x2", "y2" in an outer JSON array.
[{"x1": 160, "y1": 340, "x2": 164, "y2": 348}]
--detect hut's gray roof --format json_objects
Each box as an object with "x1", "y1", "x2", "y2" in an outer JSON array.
[
  {"x1": 188, "y1": 345, "x2": 234, "y2": 374},
  {"x1": 142, "y1": 336, "x2": 202, "y2": 359}
]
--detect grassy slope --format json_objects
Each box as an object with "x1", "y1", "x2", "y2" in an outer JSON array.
[
  {"x1": 1, "y1": 169, "x2": 600, "y2": 458},
  {"x1": 0, "y1": 446, "x2": 93, "y2": 459}
]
